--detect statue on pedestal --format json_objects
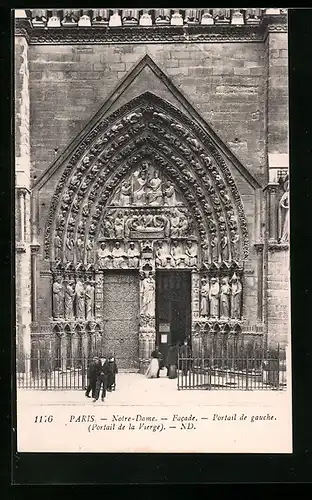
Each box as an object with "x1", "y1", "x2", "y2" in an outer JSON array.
[
  {"x1": 64, "y1": 279, "x2": 75, "y2": 320},
  {"x1": 85, "y1": 280, "x2": 95, "y2": 321},
  {"x1": 140, "y1": 275, "x2": 155, "y2": 317},
  {"x1": 53, "y1": 276, "x2": 64, "y2": 319},
  {"x1": 230, "y1": 274, "x2": 242, "y2": 319},
  {"x1": 200, "y1": 277, "x2": 210, "y2": 316},
  {"x1": 209, "y1": 277, "x2": 220, "y2": 318},
  {"x1": 220, "y1": 277, "x2": 230, "y2": 318},
  {"x1": 75, "y1": 278, "x2": 85, "y2": 319}
]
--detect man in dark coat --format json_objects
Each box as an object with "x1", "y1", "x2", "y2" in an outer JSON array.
[
  {"x1": 85, "y1": 356, "x2": 101, "y2": 398},
  {"x1": 151, "y1": 347, "x2": 164, "y2": 378},
  {"x1": 93, "y1": 355, "x2": 109, "y2": 402},
  {"x1": 179, "y1": 340, "x2": 192, "y2": 376},
  {"x1": 106, "y1": 353, "x2": 118, "y2": 391},
  {"x1": 166, "y1": 344, "x2": 178, "y2": 378}
]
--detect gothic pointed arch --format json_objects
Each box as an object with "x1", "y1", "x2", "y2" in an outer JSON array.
[{"x1": 44, "y1": 92, "x2": 249, "y2": 271}]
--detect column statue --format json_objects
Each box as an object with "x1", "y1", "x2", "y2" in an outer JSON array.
[
  {"x1": 64, "y1": 279, "x2": 75, "y2": 320},
  {"x1": 52, "y1": 276, "x2": 64, "y2": 319},
  {"x1": 230, "y1": 274, "x2": 242, "y2": 319},
  {"x1": 278, "y1": 181, "x2": 289, "y2": 243},
  {"x1": 85, "y1": 280, "x2": 95, "y2": 321},
  {"x1": 75, "y1": 278, "x2": 85, "y2": 319},
  {"x1": 220, "y1": 277, "x2": 230, "y2": 318},
  {"x1": 209, "y1": 277, "x2": 220, "y2": 318},
  {"x1": 200, "y1": 277, "x2": 210, "y2": 316}
]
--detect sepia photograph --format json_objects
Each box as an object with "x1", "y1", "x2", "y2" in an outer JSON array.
[{"x1": 14, "y1": 7, "x2": 291, "y2": 454}]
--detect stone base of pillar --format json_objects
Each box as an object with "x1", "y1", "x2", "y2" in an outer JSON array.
[{"x1": 139, "y1": 328, "x2": 155, "y2": 374}]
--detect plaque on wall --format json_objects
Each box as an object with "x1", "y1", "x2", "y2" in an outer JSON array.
[{"x1": 159, "y1": 323, "x2": 170, "y2": 333}]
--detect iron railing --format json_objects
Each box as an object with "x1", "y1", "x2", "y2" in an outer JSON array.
[{"x1": 177, "y1": 345, "x2": 287, "y2": 390}]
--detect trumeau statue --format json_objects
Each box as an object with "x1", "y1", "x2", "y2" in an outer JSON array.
[
  {"x1": 220, "y1": 277, "x2": 230, "y2": 319},
  {"x1": 140, "y1": 275, "x2": 155, "y2": 317},
  {"x1": 230, "y1": 273, "x2": 242, "y2": 319},
  {"x1": 53, "y1": 276, "x2": 64, "y2": 319},
  {"x1": 209, "y1": 277, "x2": 220, "y2": 318},
  {"x1": 64, "y1": 279, "x2": 75, "y2": 320}
]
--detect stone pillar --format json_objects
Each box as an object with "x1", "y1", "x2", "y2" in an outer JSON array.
[
  {"x1": 255, "y1": 244, "x2": 264, "y2": 322},
  {"x1": 30, "y1": 242, "x2": 40, "y2": 323},
  {"x1": 139, "y1": 272, "x2": 156, "y2": 374},
  {"x1": 191, "y1": 270, "x2": 200, "y2": 354},
  {"x1": 71, "y1": 332, "x2": 79, "y2": 367},
  {"x1": 15, "y1": 29, "x2": 31, "y2": 360}
]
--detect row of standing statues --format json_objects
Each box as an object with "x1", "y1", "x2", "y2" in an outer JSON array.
[
  {"x1": 200, "y1": 274, "x2": 242, "y2": 320},
  {"x1": 53, "y1": 277, "x2": 95, "y2": 321},
  {"x1": 97, "y1": 240, "x2": 198, "y2": 269}
]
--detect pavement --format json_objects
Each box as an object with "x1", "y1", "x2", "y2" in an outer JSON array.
[{"x1": 17, "y1": 370, "x2": 286, "y2": 408}]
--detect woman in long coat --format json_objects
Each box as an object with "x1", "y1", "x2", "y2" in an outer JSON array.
[{"x1": 145, "y1": 350, "x2": 159, "y2": 379}]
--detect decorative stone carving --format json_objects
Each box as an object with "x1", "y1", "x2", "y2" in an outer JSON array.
[
  {"x1": 209, "y1": 277, "x2": 220, "y2": 318},
  {"x1": 85, "y1": 236, "x2": 94, "y2": 264},
  {"x1": 220, "y1": 277, "x2": 230, "y2": 319},
  {"x1": 200, "y1": 277, "x2": 210, "y2": 316},
  {"x1": 114, "y1": 211, "x2": 124, "y2": 238},
  {"x1": 75, "y1": 235, "x2": 84, "y2": 263},
  {"x1": 278, "y1": 180, "x2": 289, "y2": 243},
  {"x1": 64, "y1": 279, "x2": 75, "y2": 320},
  {"x1": 155, "y1": 241, "x2": 173, "y2": 268},
  {"x1": 65, "y1": 232, "x2": 74, "y2": 262},
  {"x1": 52, "y1": 276, "x2": 64, "y2": 319},
  {"x1": 220, "y1": 234, "x2": 229, "y2": 261},
  {"x1": 230, "y1": 273, "x2": 242, "y2": 319},
  {"x1": 75, "y1": 278, "x2": 85, "y2": 319},
  {"x1": 54, "y1": 231, "x2": 62, "y2": 261},
  {"x1": 171, "y1": 240, "x2": 188, "y2": 268}
]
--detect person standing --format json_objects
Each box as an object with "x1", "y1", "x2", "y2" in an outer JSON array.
[
  {"x1": 166, "y1": 344, "x2": 178, "y2": 379},
  {"x1": 145, "y1": 350, "x2": 160, "y2": 379},
  {"x1": 179, "y1": 340, "x2": 191, "y2": 376},
  {"x1": 106, "y1": 353, "x2": 118, "y2": 392},
  {"x1": 93, "y1": 355, "x2": 108, "y2": 402},
  {"x1": 85, "y1": 356, "x2": 101, "y2": 399}
]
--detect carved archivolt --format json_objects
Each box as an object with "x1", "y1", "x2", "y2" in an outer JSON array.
[{"x1": 44, "y1": 93, "x2": 249, "y2": 271}]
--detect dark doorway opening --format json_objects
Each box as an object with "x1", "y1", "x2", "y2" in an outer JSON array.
[{"x1": 155, "y1": 270, "x2": 191, "y2": 363}]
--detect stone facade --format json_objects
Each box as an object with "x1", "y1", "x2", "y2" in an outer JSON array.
[{"x1": 14, "y1": 9, "x2": 289, "y2": 370}]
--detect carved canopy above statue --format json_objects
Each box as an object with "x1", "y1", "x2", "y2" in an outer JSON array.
[{"x1": 45, "y1": 92, "x2": 249, "y2": 271}]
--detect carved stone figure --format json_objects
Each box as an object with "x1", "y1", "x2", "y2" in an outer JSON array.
[
  {"x1": 133, "y1": 169, "x2": 147, "y2": 205},
  {"x1": 140, "y1": 275, "x2": 155, "y2": 316},
  {"x1": 127, "y1": 242, "x2": 140, "y2": 268},
  {"x1": 147, "y1": 170, "x2": 163, "y2": 206},
  {"x1": 178, "y1": 213, "x2": 190, "y2": 237},
  {"x1": 209, "y1": 277, "x2": 220, "y2": 318},
  {"x1": 65, "y1": 232, "x2": 74, "y2": 262},
  {"x1": 53, "y1": 276, "x2": 64, "y2": 319},
  {"x1": 211, "y1": 233, "x2": 219, "y2": 262},
  {"x1": 85, "y1": 280, "x2": 95, "y2": 321},
  {"x1": 200, "y1": 277, "x2": 210, "y2": 316},
  {"x1": 118, "y1": 181, "x2": 132, "y2": 206},
  {"x1": 85, "y1": 237, "x2": 94, "y2": 264},
  {"x1": 64, "y1": 280, "x2": 75, "y2": 320},
  {"x1": 171, "y1": 240, "x2": 188, "y2": 267},
  {"x1": 162, "y1": 180, "x2": 176, "y2": 206},
  {"x1": 221, "y1": 234, "x2": 229, "y2": 261},
  {"x1": 155, "y1": 241, "x2": 174, "y2": 267},
  {"x1": 230, "y1": 274, "x2": 242, "y2": 319},
  {"x1": 102, "y1": 217, "x2": 115, "y2": 238},
  {"x1": 220, "y1": 277, "x2": 230, "y2": 318},
  {"x1": 75, "y1": 235, "x2": 84, "y2": 263},
  {"x1": 170, "y1": 209, "x2": 180, "y2": 238},
  {"x1": 75, "y1": 278, "x2": 85, "y2": 319},
  {"x1": 97, "y1": 242, "x2": 112, "y2": 269},
  {"x1": 278, "y1": 181, "x2": 289, "y2": 243},
  {"x1": 54, "y1": 231, "x2": 62, "y2": 261},
  {"x1": 112, "y1": 241, "x2": 127, "y2": 269},
  {"x1": 185, "y1": 240, "x2": 198, "y2": 267},
  {"x1": 201, "y1": 239, "x2": 210, "y2": 265},
  {"x1": 114, "y1": 211, "x2": 124, "y2": 238},
  {"x1": 230, "y1": 230, "x2": 240, "y2": 261}
]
